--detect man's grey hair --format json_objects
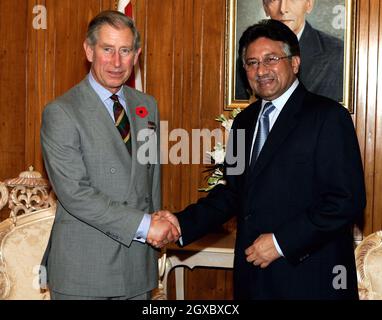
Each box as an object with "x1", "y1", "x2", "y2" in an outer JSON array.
[{"x1": 86, "y1": 10, "x2": 141, "y2": 51}]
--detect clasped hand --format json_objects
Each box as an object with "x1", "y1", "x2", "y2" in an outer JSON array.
[{"x1": 147, "y1": 210, "x2": 181, "y2": 248}]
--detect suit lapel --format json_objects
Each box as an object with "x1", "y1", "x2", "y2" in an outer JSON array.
[
  {"x1": 300, "y1": 22, "x2": 324, "y2": 58},
  {"x1": 251, "y1": 84, "x2": 306, "y2": 179},
  {"x1": 122, "y1": 85, "x2": 147, "y2": 189},
  {"x1": 122, "y1": 86, "x2": 138, "y2": 157},
  {"x1": 300, "y1": 22, "x2": 328, "y2": 81},
  {"x1": 242, "y1": 101, "x2": 262, "y2": 169},
  {"x1": 79, "y1": 78, "x2": 133, "y2": 171}
]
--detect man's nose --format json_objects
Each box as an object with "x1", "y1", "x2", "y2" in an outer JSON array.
[
  {"x1": 111, "y1": 52, "x2": 121, "y2": 67},
  {"x1": 256, "y1": 62, "x2": 268, "y2": 76},
  {"x1": 280, "y1": 0, "x2": 289, "y2": 14}
]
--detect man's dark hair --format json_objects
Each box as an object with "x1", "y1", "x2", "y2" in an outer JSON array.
[{"x1": 238, "y1": 19, "x2": 300, "y2": 63}]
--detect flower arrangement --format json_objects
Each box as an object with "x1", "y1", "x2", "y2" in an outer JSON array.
[{"x1": 199, "y1": 108, "x2": 241, "y2": 192}]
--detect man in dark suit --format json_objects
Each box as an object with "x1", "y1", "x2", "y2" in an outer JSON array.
[
  {"x1": 236, "y1": 1, "x2": 343, "y2": 102},
  {"x1": 157, "y1": 19, "x2": 365, "y2": 299},
  {"x1": 40, "y1": 11, "x2": 179, "y2": 300}
]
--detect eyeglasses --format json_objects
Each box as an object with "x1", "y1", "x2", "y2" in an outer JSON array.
[
  {"x1": 243, "y1": 55, "x2": 292, "y2": 71},
  {"x1": 101, "y1": 46, "x2": 135, "y2": 57}
]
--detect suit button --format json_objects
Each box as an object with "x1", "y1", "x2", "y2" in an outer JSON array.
[
  {"x1": 145, "y1": 196, "x2": 149, "y2": 203},
  {"x1": 110, "y1": 168, "x2": 116, "y2": 174},
  {"x1": 123, "y1": 201, "x2": 128, "y2": 205},
  {"x1": 147, "y1": 164, "x2": 151, "y2": 169}
]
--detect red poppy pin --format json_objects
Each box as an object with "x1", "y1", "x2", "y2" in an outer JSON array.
[{"x1": 136, "y1": 106, "x2": 148, "y2": 118}]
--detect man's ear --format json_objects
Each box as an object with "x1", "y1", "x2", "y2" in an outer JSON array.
[
  {"x1": 305, "y1": 0, "x2": 315, "y2": 14},
  {"x1": 133, "y1": 48, "x2": 142, "y2": 65},
  {"x1": 291, "y1": 56, "x2": 301, "y2": 75},
  {"x1": 83, "y1": 40, "x2": 94, "y2": 63},
  {"x1": 263, "y1": 4, "x2": 271, "y2": 17}
]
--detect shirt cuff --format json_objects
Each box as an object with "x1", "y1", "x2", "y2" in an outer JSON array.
[
  {"x1": 272, "y1": 233, "x2": 284, "y2": 257},
  {"x1": 134, "y1": 213, "x2": 151, "y2": 243}
]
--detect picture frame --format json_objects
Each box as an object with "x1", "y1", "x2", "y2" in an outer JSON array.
[{"x1": 224, "y1": 0, "x2": 356, "y2": 113}]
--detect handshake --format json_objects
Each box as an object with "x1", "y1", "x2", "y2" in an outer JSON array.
[{"x1": 147, "y1": 210, "x2": 181, "y2": 248}]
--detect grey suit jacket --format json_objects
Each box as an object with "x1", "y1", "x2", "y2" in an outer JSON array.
[{"x1": 40, "y1": 77, "x2": 160, "y2": 298}]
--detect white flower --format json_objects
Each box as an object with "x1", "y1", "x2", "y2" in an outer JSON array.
[
  {"x1": 207, "y1": 143, "x2": 225, "y2": 164},
  {"x1": 199, "y1": 108, "x2": 241, "y2": 192},
  {"x1": 221, "y1": 119, "x2": 233, "y2": 132}
]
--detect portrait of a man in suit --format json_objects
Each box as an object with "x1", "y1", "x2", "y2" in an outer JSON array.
[{"x1": 235, "y1": 0, "x2": 344, "y2": 103}]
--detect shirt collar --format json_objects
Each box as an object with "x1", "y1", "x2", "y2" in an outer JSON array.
[
  {"x1": 296, "y1": 22, "x2": 305, "y2": 40},
  {"x1": 262, "y1": 79, "x2": 299, "y2": 112},
  {"x1": 88, "y1": 71, "x2": 125, "y2": 103}
]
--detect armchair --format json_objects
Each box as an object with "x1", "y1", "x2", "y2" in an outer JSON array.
[
  {"x1": 355, "y1": 230, "x2": 382, "y2": 300},
  {"x1": 0, "y1": 168, "x2": 55, "y2": 300}
]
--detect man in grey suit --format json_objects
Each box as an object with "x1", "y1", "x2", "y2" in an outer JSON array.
[{"x1": 40, "y1": 11, "x2": 179, "y2": 300}]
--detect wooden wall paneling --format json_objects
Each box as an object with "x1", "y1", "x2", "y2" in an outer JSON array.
[
  {"x1": 145, "y1": 0, "x2": 181, "y2": 213},
  {"x1": 190, "y1": 0, "x2": 227, "y2": 208},
  {"x1": 183, "y1": 0, "x2": 233, "y2": 301},
  {"x1": 373, "y1": 1, "x2": 382, "y2": 232},
  {"x1": 224, "y1": 269, "x2": 234, "y2": 299},
  {"x1": 26, "y1": 0, "x2": 47, "y2": 174},
  {"x1": 0, "y1": 0, "x2": 28, "y2": 181},
  {"x1": 178, "y1": 0, "x2": 196, "y2": 211},
  {"x1": 25, "y1": 0, "x2": 115, "y2": 175},
  {"x1": 131, "y1": 0, "x2": 147, "y2": 90},
  {"x1": 188, "y1": 0, "x2": 204, "y2": 203},
  {"x1": 356, "y1": 0, "x2": 377, "y2": 235},
  {"x1": 353, "y1": 0, "x2": 367, "y2": 152},
  {"x1": 354, "y1": 0, "x2": 369, "y2": 234},
  {"x1": 354, "y1": 0, "x2": 370, "y2": 235},
  {"x1": 0, "y1": 0, "x2": 28, "y2": 221},
  {"x1": 172, "y1": 0, "x2": 190, "y2": 212},
  {"x1": 364, "y1": 0, "x2": 379, "y2": 235}
]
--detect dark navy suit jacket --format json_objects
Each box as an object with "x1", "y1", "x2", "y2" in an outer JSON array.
[{"x1": 177, "y1": 84, "x2": 365, "y2": 299}]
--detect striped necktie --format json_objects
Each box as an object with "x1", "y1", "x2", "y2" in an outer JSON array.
[
  {"x1": 250, "y1": 102, "x2": 276, "y2": 170},
  {"x1": 111, "y1": 94, "x2": 132, "y2": 154}
]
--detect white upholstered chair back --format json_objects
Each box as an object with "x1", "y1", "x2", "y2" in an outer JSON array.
[
  {"x1": 355, "y1": 230, "x2": 382, "y2": 300},
  {"x1": 0, "y1": 170, "x2": 55, "y2": 300},
  {"x1": 0, "y1": 207, "x2": 54, "y2": 299}
]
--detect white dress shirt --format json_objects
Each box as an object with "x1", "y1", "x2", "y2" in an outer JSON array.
[{"x1": 249, "y1": 79, "x2": 300, "y2": 256}]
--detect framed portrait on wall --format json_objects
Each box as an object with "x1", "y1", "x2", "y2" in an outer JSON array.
[{"x1": 224, "y1": 0, "x2": 356, "y2": 112}]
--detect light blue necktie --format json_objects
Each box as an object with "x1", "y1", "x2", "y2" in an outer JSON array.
[{"x1": 250, "y1": 102, "x2": 276, "y2": 170}]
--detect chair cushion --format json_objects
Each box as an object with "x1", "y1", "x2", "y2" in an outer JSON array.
[
  {"x1": 0, "y1": 209, "x2": 54, "y2": 300},
  {"x1": 355, "y1": 231, "x2": 382, "y2": 300}
]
